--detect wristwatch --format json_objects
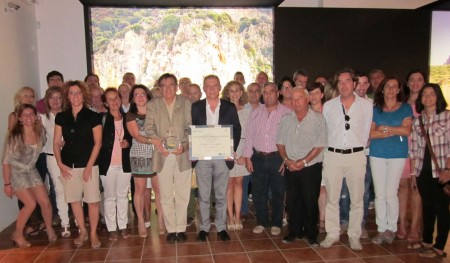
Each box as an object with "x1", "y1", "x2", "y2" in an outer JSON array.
[{"x1": 302, "y1": 159, "x2": 308, "y2": 167}]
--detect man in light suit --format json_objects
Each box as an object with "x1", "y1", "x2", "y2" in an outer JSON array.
[
  {"x1": 191, "y1": 75, "x2": 241, "y2": 242},
  {"x1": 145, "y1": 73, "x2": 192, "y2": 243}
]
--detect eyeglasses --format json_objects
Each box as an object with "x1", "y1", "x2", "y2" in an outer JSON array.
[
  {"x1": 342, "y1": 104, "x2": 350, "y2": 130},
  {"x1": 281, "y1": 85, "x2": 292, "y2": 90}
]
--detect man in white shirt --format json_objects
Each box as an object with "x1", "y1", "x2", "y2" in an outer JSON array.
[{"x1": 320, "y1": 68, "x2": 373, "y2": 251}]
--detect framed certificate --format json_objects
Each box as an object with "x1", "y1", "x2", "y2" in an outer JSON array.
[{"x1": 189, "y1": 125, "x2": 234, "y2": 160}]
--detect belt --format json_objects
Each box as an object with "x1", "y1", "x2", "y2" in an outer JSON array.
[
  {"x1": 46, "y1": 153, "x2": 54, "y2": 156},
  {"x1": 254, "y1": 150, "x2": 279, "y2": 156},
  {"x1": 328, "y1": 147, "x2": 364, "y2": 154}
]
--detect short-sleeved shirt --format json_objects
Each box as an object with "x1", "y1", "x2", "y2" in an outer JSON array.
[
  {"x1": 276, "y1": 109, "x2": 327, "y2": 165},
  {"x1": 370, "y1": 103, "x2": 413, "y2": 158},
  {"x1": 55, "y1": 106, "x2": 102, "y2": 168}
]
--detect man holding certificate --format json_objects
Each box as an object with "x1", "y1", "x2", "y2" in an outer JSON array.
[
  {"x1": 191, "y1": 75, "x2": 241, "y2": 242},
  {"x1": 145, "y1": 73, "x2": 192, "y2": 243}
]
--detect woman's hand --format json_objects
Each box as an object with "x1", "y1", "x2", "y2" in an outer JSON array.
[
  {"x1": 235, "y1": 156, "x2": 246, "y2": 165},
  {"x1": 439, "y1": 170, "x2": 450, "y2": 184},
  {"x1": 83, "y1": 166, "x2": 93, "y2": 182},
  {"x1": 58, "y1": 164, "x2": 73, "y2": 180},
  {"x1": 171, "y1": 145, "x2": 184, "y2": 156},
  {"x1": 120, "y1": 139, "x2": 129, "y2": 148},
  {"x1": 410, "y1": 176, "x2": 418, "y2": 192},
  {"x1": 3, "y1": 185, "x2": 14, "y2": 198}
]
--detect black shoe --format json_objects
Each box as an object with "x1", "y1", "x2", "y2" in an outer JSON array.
[
  {"x1": 196, "y1": 230, "x2": 208, "y2": 242},
  {"x1": 307, "y1": 238, "x2": 319, "y2": 247},
  {"x1": 296, "y1": 233, "x2": 305, "y2": 240},
  {"x1": 282, "y1": 234, "x2": 296, "y2": 244},
  {"x1": 218, "y1": 230, "x2": 230, "y2": 241},
  {"x1": 166, "y1": 232, "x2": 177, "y2": 243},
  {"x1": 177, "y1": 232, "x2": 187, "y2": 242}
]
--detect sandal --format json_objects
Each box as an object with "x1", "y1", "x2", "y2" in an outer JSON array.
[
  {"x1": 24, "y1": 225, "x2": 39, "y2": 237},
  {"x1": 407, "y1": 241, "x2": 422, "y2": 249},
  {"x1": 419, "y1": 248, "x2": 447, "y2": 258}
]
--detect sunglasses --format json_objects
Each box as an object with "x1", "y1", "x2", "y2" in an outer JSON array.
[{"x1": 342, "y1": 104, "x2": 350, "y2": 130}]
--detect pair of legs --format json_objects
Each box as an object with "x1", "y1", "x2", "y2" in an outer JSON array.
[
  {"x1": 47, "y1": 155, "x2": 70, "y2": 230},
  {"x1": 370, "y1": 157, "x2": 405, "y2": 233},
  {"x1": 398, "y1": 177, "x2": 422, "y2": 240},
  {"x1": 318, "y1": 186, "x2": 326, "y2": 232},
  {"x1": 227, "y1": 176, "x2": 244, "y2": 227},
  {"x1": 71, "y1": 201, "x2": 99, "y2": 244},
  {"x1": 13, "y1": 185, "x2": 56, "y2": 246},
  {"x1": 134, "y1": 175, "x2": 164, "y2": 235},
  {"x1": 100, "y1": 165, "x2": 131, "y2": 232}
]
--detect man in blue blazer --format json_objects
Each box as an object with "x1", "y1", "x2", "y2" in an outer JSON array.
[{"x1": 191, "y1": 75, "x2": 241, "y2": 241}]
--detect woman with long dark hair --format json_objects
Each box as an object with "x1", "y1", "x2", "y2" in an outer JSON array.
[{"x1": 410, "y1": 83, "x2": 449, "y2": 258}]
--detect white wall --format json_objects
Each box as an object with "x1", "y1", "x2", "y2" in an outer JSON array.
[
  {"x1": 0, "y1": 0, "x2": 87, "y2": 231},
  {"x1": 36, "y1": 0, "x2": 87, "y2": 97},
  {"x1": 0, "y1": 1, "x2": 40, "y2": 231}
]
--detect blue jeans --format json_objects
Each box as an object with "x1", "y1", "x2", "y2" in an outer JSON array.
[
  {"x1": 340, "y1": 155, "x2": 372, "y2": 226},
  {"x1": 251, "y1": 152, "x2": 285, "y2": 227},
  {"x1": 241, "y1": 174, "x2": 251, "y2": 215}
]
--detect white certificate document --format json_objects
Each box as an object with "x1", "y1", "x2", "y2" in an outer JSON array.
[{"x1": 189, "y1": 125, "x2": 234, "y2": 160}]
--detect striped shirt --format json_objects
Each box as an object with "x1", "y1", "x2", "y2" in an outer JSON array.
[
  {"x1": 242, "y1": 103, "x2": 292, "y2": 157},
  {"x1": 410, "y1": 110, "x2": 450, "y2": 178}
]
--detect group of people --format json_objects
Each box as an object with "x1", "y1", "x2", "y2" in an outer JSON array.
[{"x1": 2, "y1": 68, "x2": 449, "y2": 259}]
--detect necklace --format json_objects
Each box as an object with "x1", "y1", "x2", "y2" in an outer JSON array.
[{"x1": 114, "y1": 121, "x2": 123, "y2": 142}]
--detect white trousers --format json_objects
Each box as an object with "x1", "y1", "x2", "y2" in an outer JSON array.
[
  {"x1": 158, "y1": 154, "x2": 192, "y2": 233},
  {"x1": 100, "y1": 165, "x2": 131, "y2": 231},
  {"x1": 323, "y1": 150, "x2": 366, "y2": 238},
  {"x1": 370, "y1": 157, "x2": 405, "y2": 232},
  {"x1": 46, "y1": 155, "x2": 70, "y2": 227}
]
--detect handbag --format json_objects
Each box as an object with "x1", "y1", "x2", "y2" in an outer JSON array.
[{"x1": 418, "y1": 116, "x2": 450, "y2": 196}]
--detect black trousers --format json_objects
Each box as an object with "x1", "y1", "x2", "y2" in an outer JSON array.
[
  {"x1": 417, "y1": 169, "x2": 449, "y2": 250},
  {"x1": 285, "y1": 162, "x2": 322, "y2": 239}
]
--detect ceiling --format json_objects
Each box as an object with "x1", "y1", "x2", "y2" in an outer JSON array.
[
  {"x1": 279, "y1": 0, "x2": 438, "y2": 9},
  {"x1": 79, "y1": 0, "x2": 447, "y2": 9}
]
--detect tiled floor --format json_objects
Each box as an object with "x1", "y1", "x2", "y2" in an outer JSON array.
[{"x1": 0, "y1": 204, "x2": 449, "y2": 263}]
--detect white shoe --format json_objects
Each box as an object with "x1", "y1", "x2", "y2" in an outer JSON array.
[
  {"x1": 145, "y1": 221, "x2": 151, "y2": 228},
  {"x1": 349, "y1": 237, "x2": 362, "y2": 251},
  {"x1": 320, "y1": 236, "x2": 339, "y2": 248},
  {"x1": 61, "y1": 225, "x2": 71, "y2": 238},
  {"x1": 282, "y1": 218, "x2": 288, "y2": 227},
  {"x1": 253, "y1": 225, "x2": 265, "y2": 234},
  {"x1": 271, "y1": 226, "x2": 281, "y2": 236}
]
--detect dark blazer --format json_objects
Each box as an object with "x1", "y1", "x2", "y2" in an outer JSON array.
[
  {"x1": 191, "y1": 99, "x2": 241, "y2": 170},
  {"x1": 98, "y1": 111, "x2": 132, "y2": 175}
]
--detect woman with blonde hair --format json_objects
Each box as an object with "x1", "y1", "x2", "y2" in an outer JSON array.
[
  {"x1": 221, "y1": 80, "x2": 249, "y2": 230},
  {"x1": 3, "y1": 104, "x2": 57, "y2": 248}
]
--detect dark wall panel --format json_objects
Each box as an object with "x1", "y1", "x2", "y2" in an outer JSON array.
[{"x1": 274, "y1": 8, "x2": 431, "y2": 83}]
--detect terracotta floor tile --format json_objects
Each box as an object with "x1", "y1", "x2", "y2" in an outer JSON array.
[
  {"x1": 209, "y1": 240, "x2": 244, "y2": 254},
  {"x1": 247, "y1": 250, "x2": 288, "y2": 263},
  {"x1": 106, "y1": 246, "x2": 143, "y2": 260},
  {"x1": 236, "y1": 229, "x2": 270, "y2": 240},
  {"x1": 242, "y1": 238, "x2": 277, "y2": 252},
  {"x1": 177, "y1": 255, "x2": 213, "y2": 263},
  {"x1": 315, "y1": 246, "x2": 357, "y2": 260},
  {"x1": 326, "y1": 259, "x2": 364, "y2": 263},
  {"x1": 34, "y1": 250, "x2": 75, "y2": 263},
  {"x1": 112, "y1": 236, "x2": 146, "y2": 247},
  {"x1": 142, "y1": 244, "x2": 176, "y2": 258},
  {"x1": 0, "y1": 251, "x2": 40, "y2": 263},
  {"x1": 361, "y1": 255, "x2": 403, "y2": 263},
  {"x1": 281, "y1": 248, "x2": 323, "y2": 262},
  {"x1": 213, "y1": 253, "x2": 251, "y2": 263},
  {"x1": 141, "y1": 258, "x2": 177, "y2": 263},
  {"x1": 275, "y1": 238, "x2": 309, "y2": 250},
  {"x1": 46, "y1": 239, "x2": 78, "y2": 251},
  {"x1": 104, "y1": 259, "x2": 141, "y2": 263},
  {"x1": 380, "y1": 240, "x2": 414, "y2": 254},
  {"x1": 177, "y1": 243, "x2": 210, "y2": 256},
  {"x1": 72, "y1": 248, "x2": 109, "y2": 262},
  {"x1": 395, "y1": 253, "x2": 445, "y2": 263},
  {"x1": 352, "y1": 243, "x2": 391, "y2": 257}
]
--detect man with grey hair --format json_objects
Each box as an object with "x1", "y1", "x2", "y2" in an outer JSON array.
[
  {"x1": 293, "y1": 68, "x2": 309, "y2": 88},
  {"x1": 277, "y1": 87, "x2": 326, "y2": 246}
]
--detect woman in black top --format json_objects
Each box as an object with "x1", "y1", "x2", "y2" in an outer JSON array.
[
  {"x1": 98, "y1": 88, "x2": 132, "y2": 241},
  {"x1": 53, "y1": 80, "x2": 102, "y2": 248}
]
